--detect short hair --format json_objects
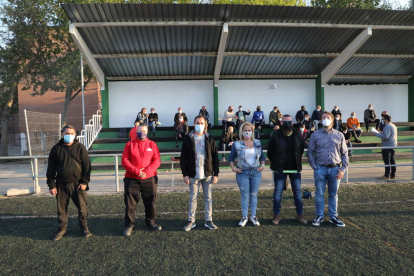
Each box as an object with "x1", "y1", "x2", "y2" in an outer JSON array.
[
  {"x1": 239, "y1": 122, "x2": 255, "y2": 140},
  {"x1": 194, "y1": 115, "x2": 207, "y2": 132},
  {"x1": 62, "y1": 125, "x2": 76, "y2": 133},
  {"x1": 141, "y1": 107, "x2": 146, "y2": 112},
  {"x1": 301, "y1": 105, "x2": 305, "y2": 109},
  {"x1": 137, "y1": 124, "x2": 148, "y2": 131},
  {"x1": 322, "y1": 111, "x2": 334, "y2": 120},
  {"x1": 274, "y1": 106, "x2": 278, "y2": 109},
  {"x1": 300, "y1": 124, "x2": 305, "y2": 128},
  {"x1": 239, "y1": 105, "x2": 243, "y2": 108},
  {"x1": 283, "y1": 114, "x2": 292, "y2": 120},
  {"x1": 383, "y1": 115, "x2": 391, "y2": 122}
]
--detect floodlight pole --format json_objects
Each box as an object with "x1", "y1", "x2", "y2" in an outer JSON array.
[{"x1": 81, "y1": 53, "x2": 85, "y2": 130}]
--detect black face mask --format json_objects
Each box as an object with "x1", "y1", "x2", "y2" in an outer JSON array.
[
  {"x1": 282, "y1": 121, "x2": 293, "y2": 131},
  {"x1": 381, "y1": 114, "x2": 384, "y2": 117},
  {"x1": 229, "y1": 109, "x2": 233, "y2": 112},
  {"x1": 257, "y1": 108, "x2": 261, "y2": 111}
]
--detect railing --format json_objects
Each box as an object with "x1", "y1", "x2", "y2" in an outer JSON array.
[
  {"x1": 0, "y1": 146, "x2": 413, "y2": 194},
  {"x1": 78, "y1": 110, "x2": 102, "y2": 150}
]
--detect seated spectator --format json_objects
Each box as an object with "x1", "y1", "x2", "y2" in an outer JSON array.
[
  {"x1": 222, "y1": 106, "x2": 237, "y2": 132},
  {"x1": 219, "y1": 125, "x2": 238, "y2": 161},
  {"x1": 134, "y1": 108, "x2": 148, "y2": 125},
  {"x1": 199, "y1": 106, "x2": 211, "y2": 128},
  {"x1": 270, "y1": 124, "x2": 280, "y2": 137},
  {"x1": 333, "y1": 114, "x2": 345, "y2": 132},
  {"x1": 295, "y1": 105, "x2": 308, "y2": 125},
  {"x1": 301, "y1": 114, "x2": 315, "y2": 133},
  {"x1": 379, "y1": 111, "x2": 388, "y2": 132},
  {"x1": 277, "y1": 113, "x2": 283, "y2": 126},
  {"x1": 174, "y1": 115, "x2": 189, "y2": 148},
  {"x1": 251, "y1": 106, "x2": 265, "y2": 138},
  {"x1": 148, "y1": 108, "x2": 160, "y2": 137},
  {"x1": 299, "y1": 123, "x2": 309, "y2": 143},
  {"x1": 364, "y1": 104, "x2": 380, "y2": 132},
  {"x1": 331, "y1": 105, "x2": 342, "y2": 118},
  {"x1": 347, "y1": 112, "x2": 362, "y2": 143},
  {"x1": 174, "y1": 107, "x2": 187, "y2": 126},
  {"x1": 129, "y1": 122, "x2": 139, "y2": 141},
  {"x1": 269, "y1": 106, "x2": 281, "y2": 129},
  {"x1": 235, "y1": 105, "x2": 251, "y2": 130},
  {"x1": 311, "y1": 105, "x2": 323, "y2": 131},
  {"x1": 342, "y1": 127, "x2": 353, "y2": 157}
]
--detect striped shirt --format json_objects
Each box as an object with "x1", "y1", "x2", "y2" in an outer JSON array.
[{"x1": 307, "y1": 128, "x2": 349, "y2": 172}]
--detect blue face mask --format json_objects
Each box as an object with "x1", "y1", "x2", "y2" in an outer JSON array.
[
  {"x1": 63, "y1": 135, "x2": 75, "y2": 144},
  {"x1": 136, "y1": 132, "x2": 147, "y2": 140},
  {"x1": 195, "y1": 124, "x2": 204, "y2": 133}
]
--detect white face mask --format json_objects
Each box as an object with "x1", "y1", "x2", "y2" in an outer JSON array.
[
  {"x1": 334, "y1": 108, "x2": 338, "y2": 111},
  {"x1": 343, "y1": 131, "x2": 347, "y2": 134},
  {"x1": 335, "y1": 117, "x2": 340, "y2": 121},
  {"x1": 369, "y1": 107, "x2": 372, "y2": 110},
  {"x1": 178, "y1": 110, "x2": 182, "y2": 114},
  {"x1": 305, "y1": 118, "x2": 309, "y2": 121},
  {"x1": 239, "y1": 108, "x2": 242, "y2": 111},
  {"x1": 351, "y1": 115, "x2": 355, "y2": 119},
  {"x1": 322, "y1": 118, "x2": 331, "y2": 127},
  {"x1": 300, "y1": 128, "x2": 304, "y2": 132},
  {"x1": 179, "y1": 118, "x2": 183, "y2": 122},
  {"x1": 151, "y1": 111, "x2": 155, "y2": 114}
]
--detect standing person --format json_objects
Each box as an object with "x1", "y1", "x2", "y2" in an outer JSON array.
[
  {"x1": 364, "y1": 104, "x2": 380, "y2": 132},
  {"x1": 174, "y1": 107, "x2": 187, "y2": 126},
  {"x1": 181, "y1": 116, "x2": 220, "y2": 231},
  {"x1": 251, "y1": 106, "x2": 265, "y2": 138},
  {"x1": 347, "y1": 112, "x2": 362, "y2": 143},
  {"x1": 134, "y1": 107, "x2": 148, "y2": 125},
  {"x1": 267, "y1": 115, "x2": 307, "y2": 225},
  {"x1": 222, "y1": 106, "x2": 237, "y2": 132},
  {"x1": 236, "y1": 105, "x2": 251, "y2": 130},
  {"x1": 122, "y1": 125, "x2": 162, "y2": 236},
  {"x1": 379, "y1": 111, "x2": 388, "y2": 131},
  {"x1": 269, "y1": 106, "x2": 281, "y2": 129},
  {"x1": 373, "y1": 115, "x2": 398, "y2": 180},
  {"x1": 46, "y1": 125, "x2": 91, "y2": 241},
  {"x1": 228, "y1": 122, "x2": 266, "y2": 227},
  {"x1": 174, "y1": 115, "x2": 189, "y2": 148},
  {"x1": 148, "y1": 108, "x2": 160, "y2": 136},
  {"x1": 311, "y1": 105, "x2": 323, "y2": 131},
  {"x1": 295, "y1": 105, "x2": 308, "y2": 125},
  {"x1": 220, "y1": 125, "x2": 238, "y2": 161},
  {"x1": 307, "y1": 112, "x2": 348, "y2": 227}
]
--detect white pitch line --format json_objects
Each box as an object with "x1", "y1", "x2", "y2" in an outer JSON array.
[{"x1": 1, "y1": 199, "x2": 413, "y2": 219}]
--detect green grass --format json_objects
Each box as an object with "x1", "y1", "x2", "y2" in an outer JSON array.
[{"x1": 1, "y1": 183, "x2": 414, "y2": 275}]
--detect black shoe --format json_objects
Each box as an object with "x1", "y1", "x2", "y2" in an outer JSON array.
[
  {"x1": 329, "y1": 216, "x2": 346, "y2": 227},
  {"x1": 153, "y1": 132, "x2": 156, "y2": 137},
  {"x1": 312, "y1": 216, "x2": 324, "y2": 226},
  {"x1": 175, "y1": 144, "x2": 179, "y2": 148},
  {"x1": 53, "y1": 229, "x2": 66, "y2": 241},
  {"x1": 147, "y1": 223, "x2": 162, "y2": 231},
  {"x1": 82, "y1": 228, "x2": 92, "y2": 238},
  {"x1": 123, "y1": 227, "x2": 133, "y2": 236}
]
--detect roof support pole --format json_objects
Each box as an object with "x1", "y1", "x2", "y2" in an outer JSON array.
[
  {"x1": 316, "y1": 75, "x2": 325, "y2": 111},
  {"x1": 101, "y1": 77, "x2": 109, "y2": 128},
  {"x1": 214, "y1": 86, "x2": 219, "y2": 126},
  {"x1": 409, "y1": 77, "x2": 414, "y2": 122},
  {"x1": 214, "y1": 23, "x2": 229, "y2": 87},
  {"x1": 321, "y1": 27, "x2": 372, "y2": 86},
  {"x1": 69, "y1": 24, "x2": 105, "y2": 90}
]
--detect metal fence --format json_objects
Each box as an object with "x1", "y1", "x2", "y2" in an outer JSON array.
[{"x1": 0, "y1": 146, "x2": 413, "y2": 195}]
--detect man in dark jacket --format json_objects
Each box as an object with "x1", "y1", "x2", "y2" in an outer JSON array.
[
  {"x1": 148, "y1": 107, "x2": 160, "y2": 136},
  {"x1": 180, "y1": 116, "x2": 220, "y2": 231},
  {"x1": 199, "y1": 106, "x2": 211, "y2": 128},
  {"x1": 295, "y1": 105, "x2": 308, "y2": 125},
  {"x1": 364, "y1": 104, "x2": 380, "y2": 132},
  {"x1": 219, "y1": 125, "x2": 238, "y2": 161},
  {"x1": 174, "y1": 115, "x2": 189, "y2": 148},
  {"x1": 174, "y1": 107, "x2": 188, "y2": 126},
  {"x1": 46, "y1": 125, "x2": 91, "y2": 241},
  {"x1": 267, "y1": 115, "x2": 307, "y2": 226},
  {"x1": 311, "y1": 105, "x2": 323, "y2": 131}
]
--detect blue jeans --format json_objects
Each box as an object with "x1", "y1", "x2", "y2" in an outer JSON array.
[
  {"x1": 148, "y1": 121, "x2": 156, "y2": 133},
  {"x1": 273, "y1": 172, "x2": 303, "y2": 216},
  {"x1": 314, "y1": 166, "x2": 341, "y2": 218},
  {"x1": 236, "y1": 169, "x2": 262, "y2": 218}
]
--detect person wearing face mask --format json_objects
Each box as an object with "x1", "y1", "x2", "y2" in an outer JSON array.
[
  {"x1": 308, "y1": 112, "x2": 348, "y2": 227},
  {"x1": 299, "y1": 123, "x2": 309, "y2": 143},
  {"x1": 379, "y1": 111, "x2": 388, "y2": 132},
  {"x1": 269, "y1": 106, "x2": 281, "y2": 129},
  {"x1": 134, "y1": 107, "x2": 149, "y2": 125},
  {"x1": 300, "y1": 114, "x2": 316, "y2": 134},
  {"x1": 311, "y1": 105, "x2": 323, "y2": 131},
  {"x1": 295, "y1": 105, "x2": 308, "y2": 125},
  {"x1": 219, "y1": 125, "x2": 238, "y2": 161},
  {"x1": 148, "y1": 108, "x2": 160, "y2": 136},
  {"x1": 174, "y1": 115, "x2": 189, "y2": 148},
  {"x1": 333, "y1": 114, "x2": 345, "y2": 132},
  {"x1": 222, "y1": 106, "x2": 238, "y2": 133},
  {"x1": 199, "y1": 106, "x2": 211, "y2": 128},
  {"x1": 347, "y1": 112, "x2": 362, "y2": 143},
  {"x1": 364, "y1": 104, "x2": 380, "y2": 132},
  {"x1": 236, "y1": 105, "x2": 251, "y2": 131},
  {"x1": 251, "y1": 106, "x2": 265, "y2": 138},
  {"x1": 174, "y1": 107, "x2": 188, "y2": 126},
  {"x1": 229, "y1": 122, "x2": 266, "y2": 227},
  {"x1": 122, "y1": 125, "x2": 162, "y2": 236},
  {"x1": 46, "y1": 125, "x2": 92, "y2": 241},
  {"x1": 331, "y1": 106, "x2": 342, "y2": 118},
  {"x1": 181, "y1": 116, "x2": 220, "y2": 231},
  {"x1": 267, "y1": 115, "x2": 307, "y2": 226}
]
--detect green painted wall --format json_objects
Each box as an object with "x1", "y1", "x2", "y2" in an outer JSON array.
[
  {"x1": 214, "y1": 86, "x2": 219, "y2": 125},
  {"x1": 409, "y1": 77, "x2": 414, "y2": 122},
  {"x1": 102, "y1": 77, "x2": 109, "y2": 128},
  {"x1": 315, "y1": 75, "x2": 325, "y2": 111}
]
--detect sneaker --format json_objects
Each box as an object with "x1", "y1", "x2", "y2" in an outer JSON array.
[
  {"x1": 250, "y1": 216, "x2": 260, "y2": 226},
  {"x1": 204, "y1": 221, "x2": 218, "y2": 230},
  {"x1": 329, "y1": 216, "x2": 346, "y2": 227},
  {"x1": 82, "y1": 228, "x2": 92, "y2": 238},
  {"x1": 182, "y1": 221, "x2": 196, "y2": 231},
  {"x1": 312, "y1": 215, "x2": 324, "y2": 226},
  {"x1": 147, "y1": 223, "x2": 162, "y2": 231},
  {"x1": 271, "y1": 215, "x2": 281, "y2": 225},
  {"x1": 390, "y1": 175, "x2": 396, "y2": 180},
  {"x1": 239, "y1": 217, "x2": 248, "y2": 227},
  {"x1": 377, "y1": 175, "x2": 390, "y2": 180},
  {"x1": 123, "y1": 227, "x2": 133, "y2": 236},
  {"x1": 296, "y1": 215, "x2": 308, "y2": 225},
  {"x1": 52, "y1": 229, "x2": 66, "y2": 241}
]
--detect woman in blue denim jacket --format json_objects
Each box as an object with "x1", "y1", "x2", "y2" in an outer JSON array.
[{"x1": 228, "y1": 122, "x2": 266, "y2": 227}]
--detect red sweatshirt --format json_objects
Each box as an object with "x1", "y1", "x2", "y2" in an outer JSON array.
[
  {"x1": 122, "y1": 138, "x2": 161, "y2": 179},
  {"x1": 129, "y1": 126, "x2": 138, "y2": 141}
]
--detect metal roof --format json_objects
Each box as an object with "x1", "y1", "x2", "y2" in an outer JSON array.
[{"x1": 62, "y1": 3, "x2": 414, "y2": 85}]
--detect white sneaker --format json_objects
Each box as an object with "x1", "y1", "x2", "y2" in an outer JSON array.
[
  {"x1": 250, "y1": 216, "x2": 260, "y2": 226},
  {"x1": 239, "y1": 217, "x2": 248, "y2": 227}
]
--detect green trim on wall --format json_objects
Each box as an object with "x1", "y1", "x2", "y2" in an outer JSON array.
[
  {"x1": 409, "y1": 77, "x2": 414, "y2": 122},
  {"x1": 214, "y1": 86, "x2": 219, "y2": 125},
  {"x1": 315, "y1": 75, "x2": 325, "y2": 111},
  {"x1": 102, "y1": 77, "x2": 109, "y2": 128}
]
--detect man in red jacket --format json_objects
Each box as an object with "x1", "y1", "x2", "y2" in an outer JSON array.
[{"x1": 122, "y1": 124, "x2": 161, "y2": 236}]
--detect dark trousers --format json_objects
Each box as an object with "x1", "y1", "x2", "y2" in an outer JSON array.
[
  {"x1": 124, "y1": 177, "x2": 157, "y2": 228},
  {"x1": 175, "y1": 132, "x2": 186, "y2": 144},
  {"x1": 364, "y1": 118, "x2": 380, "y2": 130},
  {"x1": 56, "y1": 182, "x2": 88, "y2": 231},
  {"x1": 382, "y1": 149, "x2": 396, "y2": 177}
]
